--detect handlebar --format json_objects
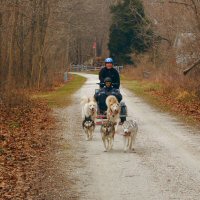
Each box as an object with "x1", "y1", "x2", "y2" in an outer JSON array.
[{"x1": 96, "y1": 82, "x2": 119, "y2": 86}]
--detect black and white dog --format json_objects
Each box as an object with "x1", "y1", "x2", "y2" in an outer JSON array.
[{"x1": 82, "y1": 116, "x2": 95, "y2": 141}]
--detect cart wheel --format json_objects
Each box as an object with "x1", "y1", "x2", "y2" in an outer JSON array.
[{"x1": 120, "y1": 117, "x2": 126, "y2": 123}]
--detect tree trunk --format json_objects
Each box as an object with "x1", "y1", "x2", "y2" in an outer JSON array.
[
  {"x1": 19, "y1": 13, "x2": 25, "y2": 85},
  {"x1": 0, "y1": 12, "x2": 2, "y2": 88},
  {"x1": 29, "y1": 0, "x2": 37, "y2": 87},
  {"x1": 0, "y1": 13, "x2": 2, "y2": 69},
  {"x1": 7, "y1": 2, "x2": 19, "y2": 91},
  {"x1": 37, "y1": 0, "x2": 50, "y2": 88}
]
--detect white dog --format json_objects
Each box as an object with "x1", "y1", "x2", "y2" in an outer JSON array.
[
  {"x1": 81, "y1": 96, "x2": 97, "y2": 121},
  {"x1": 100, "y1": 120, "x2": 115, "y2": 152},
  {"x1": 81, "y1": 96, "x2": 97, "y2": 140},
  {"x1": 122, "y1": 120, "x2": 138, "y2": 152},
  {"x1": 106, "y1": 95, "x2": 121, "y2": 132}
]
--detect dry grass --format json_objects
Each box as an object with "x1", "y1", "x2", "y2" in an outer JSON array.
[
  {"x1": 122, "y1": 62, "x2": 200, "y2": 98},
  {"x1": 122, "y1": 60, "x2": 200, "y2": 126}
]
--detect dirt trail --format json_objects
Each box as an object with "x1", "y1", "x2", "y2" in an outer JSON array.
[{"x1": 52, "y1": 73, "x2": 200, "y2": 200}]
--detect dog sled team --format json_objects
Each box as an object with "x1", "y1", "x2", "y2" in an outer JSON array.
[{"x1": 81, "y1": 58, "x2": 138, "y2": 153}]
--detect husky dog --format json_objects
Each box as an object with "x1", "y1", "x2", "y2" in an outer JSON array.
[
  {"x1": 82, "y1": 116, "x2": 95, "y2": 141},
  {"x1": 122, "y1": 120, "x2": 138, "y2": 152},
  {"x1": 81, "y1": 96, "x2": 97, "y2": 122},
  {"x1": 100, "y1": 120, "x2": 115, "y2": 152},
  {"x1": 106, "y1": 95, "x2": 121, "y2": 132}
]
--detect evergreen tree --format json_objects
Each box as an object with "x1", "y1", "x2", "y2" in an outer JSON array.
[{"x1": 108, "y1": 0, "x2": 153, "y2": 65}]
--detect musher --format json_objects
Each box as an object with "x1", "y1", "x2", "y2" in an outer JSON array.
[
  {"x1": 94, "y1": 77, "x2": 122, "y2": 114},
  {"x1": 99, "y1": 57, "x2": 120, "y2": 89}
]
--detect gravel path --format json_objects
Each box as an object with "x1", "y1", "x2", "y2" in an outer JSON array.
[{"x1": 50, "y1": 73, "x2": 200, "y2": 200}]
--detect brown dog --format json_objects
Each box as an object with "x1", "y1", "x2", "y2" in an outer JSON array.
[{"x1": 106, "y1": 95, "x2": 121, "y2": 132}]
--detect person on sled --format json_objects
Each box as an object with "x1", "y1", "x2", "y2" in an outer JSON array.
[
  {"x1": 94, "y1": 77, "x2": 122, "y2": 114},
  {"x1": 99, "y1": 57, "x2": 120, "y2": 89}
]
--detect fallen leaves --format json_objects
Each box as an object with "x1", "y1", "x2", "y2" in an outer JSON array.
[
  {"x1": 0, "y1": 98, "x2": 55, "y2": 199},
  {"x1": 150, "y1": 89, "x2": 200, "y2": 123}
]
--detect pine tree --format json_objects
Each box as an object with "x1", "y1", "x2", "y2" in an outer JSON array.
[{"x1": 108, "y1": 0, "x2": 153, "y2": 65}]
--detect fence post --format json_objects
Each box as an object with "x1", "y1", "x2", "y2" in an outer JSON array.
[{"x1": 64, "y1": 72, "x2": 68, "y2": 82}]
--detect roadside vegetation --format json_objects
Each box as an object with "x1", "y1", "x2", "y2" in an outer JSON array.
[
  {"x1": 0, "y1": 74, "x2": 85, "y2": 199},
  {"x1": 112, "y1": 0, "x2": 200, "y2": 127},
  {"x1": 121, "y1": 67, "x2": 200, "y2": 126},
  {"x1": 35, "y1": 74, "x2": 86, "y2": 107}
]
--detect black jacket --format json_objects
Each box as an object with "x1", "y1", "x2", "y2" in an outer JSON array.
[{"x1": 99, "y1": 67, "x2": 120, "y2": 89}]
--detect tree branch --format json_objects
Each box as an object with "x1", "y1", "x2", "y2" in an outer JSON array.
[{"x1": 183, "y1": 58, "x2": 200, "y2": 75}]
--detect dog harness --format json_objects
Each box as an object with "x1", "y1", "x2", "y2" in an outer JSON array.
[
  {"x1": 108, "y1": 108, "x2": 119, "y2": 119},
  {"x1": 82, "y1": 116, "x2": 95, "y2": 128}
]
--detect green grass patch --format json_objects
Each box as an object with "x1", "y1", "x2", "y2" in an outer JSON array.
[
  {"x1": 121, "y1": 78, "x2": 170, "y2": 111},
  {"x1": 34, "y1": 74, "x2": 86, "y2": 107}
]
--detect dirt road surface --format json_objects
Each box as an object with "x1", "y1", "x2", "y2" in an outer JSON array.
[{"x1": 52, "y1": 73, "x2": 200, "y2": 200}]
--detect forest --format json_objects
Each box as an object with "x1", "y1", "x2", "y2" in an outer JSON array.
[
  {"x1": 0, "y1": 0, "x2": 116, "y2": 94},
  {"x1": 0, "y1": 0, "x2": 199, "y2": 99}
]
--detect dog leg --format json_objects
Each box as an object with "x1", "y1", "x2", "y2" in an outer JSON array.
[
  {"x1": 108, "y1": 138, "x2": 111, "y2": 151},
  {"x1": 91, "y1": 130, "x2": 94, "y2": 140},
  {"x1": 123, "y1": 136, "x2": 127, "y2": 152},
  {"x1": 107, "y1": 139, "x2": 110, "y2": 151},
  {"x1": 84, "y1": 129, "x2": 88, "y2": 141},
  {"x1": 107, "y1": 139, "x2": 111, "y2": 151},
  {"x1": 89, "y1": 130, "x2": 92, "y2": 140},
  {"x1": 106, "y1": 139, "x2": 109, "y2": 151},
  {"x1": 86, "y1": 130, "x2": 90, "y2": 141},
  {"x1": 127, "y1": 136, "x2": 132, "y2": 152},
  {"x1": 115, "y1": 124, "x2": 118, "y2": 133},
  {"x1": 102, "y1": 137, "x2": 107, "y2": 152},
  {"x1": 114, "y1": 118, "x2": 120, "y2": 133},
  {"x1": 110, "y1": 137, "x2": 114, "y2": 150},
  {"x1": 131, "y1": 134, "x2": 137, "y2": 151}
]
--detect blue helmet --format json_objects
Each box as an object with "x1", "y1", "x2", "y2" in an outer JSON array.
[{"x1": 105, "y1": 57, "x2": 113, "y2": 63}]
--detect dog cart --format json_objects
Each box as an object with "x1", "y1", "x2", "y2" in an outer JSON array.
[{"x1": 95, "y1": 83, "x2": 127, "y2": 125}]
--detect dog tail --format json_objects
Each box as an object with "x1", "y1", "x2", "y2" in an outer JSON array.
[
  {"x1": 106, "y1": 95, "x2": 117, "y2": 107},
  {"x1": 80, "y1": 96, "x2": 90, "y2": 105}
]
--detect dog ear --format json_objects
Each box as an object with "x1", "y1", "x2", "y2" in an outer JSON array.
[{"x1": 90, "y1": 97, "x2": 96, "y2": 102}]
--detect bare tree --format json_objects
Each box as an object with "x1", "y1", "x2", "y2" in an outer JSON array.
[{"x1": 0, "y1": 0, "x2": 116, "y2": 96}]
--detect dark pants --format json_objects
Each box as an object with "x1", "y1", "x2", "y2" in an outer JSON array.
[{"x1": 98, "y1": 93, "x2": 108, "y2": 113}]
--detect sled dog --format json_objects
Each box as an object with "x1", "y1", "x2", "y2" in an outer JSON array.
[
  {"x1": 106, "y1": 95, "x2": 121, "y2": 132},
  {"x1": 100, "y1": 120, "x2": 115, "y2": 152},
  {"x1": 82, "y1": 116, "x2": 95, "y2": 141},
  {"x1": 81, "y1": 96, "x2": 97, "y2": 121},
  {"x1": 122, "y1": 120, "x2": 138, "y2": 152}
]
